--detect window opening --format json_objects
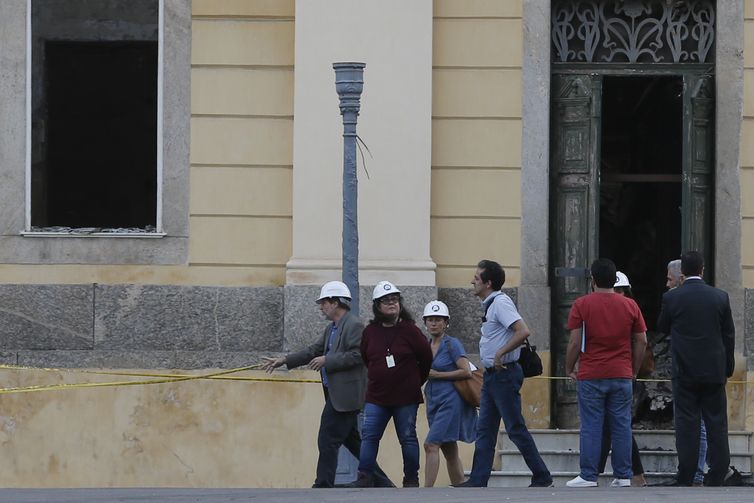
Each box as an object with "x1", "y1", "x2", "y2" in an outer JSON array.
[{"x1": 29, "y1": 0, "x2": 159, "y2": 233}]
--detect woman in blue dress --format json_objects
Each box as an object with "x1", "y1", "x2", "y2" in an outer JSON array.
[{"x1": 422, "y1": 300, "x2": 478, "y2": 487}]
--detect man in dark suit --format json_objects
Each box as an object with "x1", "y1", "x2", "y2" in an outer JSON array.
[
  {"x1": 262, "y1": 281, "x2": 393, "y2": 488},
  {"x1": 657, "y1": 251, "x2": 735, "y2": 486}
]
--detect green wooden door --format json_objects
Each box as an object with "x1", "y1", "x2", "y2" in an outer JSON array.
[
  {"x1": 549, "y1": 70, "x2": 715, "y2": 428},
  {"x1": 682, "y1": 73, "x2": 715, "y2": 280},
  {"x1": 550, "y1": 73, "x2": 602, "y2": 427}
]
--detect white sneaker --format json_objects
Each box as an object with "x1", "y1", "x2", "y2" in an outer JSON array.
[
  {"x1": 610, "y1": 478, "x2": 631, "y2": 487},
  {"x1": 566, "y1": 475, "x2": 598, "y2": 488}
]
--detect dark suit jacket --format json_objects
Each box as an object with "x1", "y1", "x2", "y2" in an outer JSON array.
[
  {"x1": 657, "y1": 278, "x2": 735, "y2": 383},
  {"x1": 285, "y1": 311, "x2": 367, "y2": 412}
]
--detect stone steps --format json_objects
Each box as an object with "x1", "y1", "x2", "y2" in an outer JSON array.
[
  {"x1": 499, "y1": 449, "x2": 753, "y2": 473},
  {"x1": 486, "y1": 470, "x2": 677, "y2": 487},
  {"x1": 487, "y1": 429, "x2": 754, "y2": 487},
  {"x1": 497, "y1": 429, "x2": 753, "y2": 453}
]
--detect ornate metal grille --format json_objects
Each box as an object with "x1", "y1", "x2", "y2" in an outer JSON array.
[{"x1": 552, "y1": 0, "x2": 715, "y2": 63}]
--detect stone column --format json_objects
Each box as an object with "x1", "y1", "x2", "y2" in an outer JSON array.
[{"x1": 519, "y1": 0, "x2": 552, "y2": 352}]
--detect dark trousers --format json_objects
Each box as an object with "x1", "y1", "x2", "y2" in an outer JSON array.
[
  {"x1": 315, "y1": 389, "x2": 393, "y2": 488},
  {"x1": 672, "y1": 379, "x2": 730, "y2": 486},
  {"x1": 598, "y1": 428, "x2": 644, "y2": 475}
]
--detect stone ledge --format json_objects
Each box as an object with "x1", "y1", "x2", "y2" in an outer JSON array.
[
  {"x1": 13, "y1": 350, "x2": 276, "y2": 370},
  {"x1": 94, "y1": 285, "x2": 283, "y2": 352},
  {"x1": 16, "y1": 350, "x2": 175, "y2": 369},
  {"x1": 0, "y1": 351, "x2": 16, "y2": 365},
  {"x1": 0, "y1": 284, "x2": 93, "y2": 350}
]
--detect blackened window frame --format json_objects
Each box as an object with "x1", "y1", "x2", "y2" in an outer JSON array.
[
  {"x1": 33, "y1": 39, "x2": 159, "y2": 231},
  {"x1": 0, "y1": 0, "x2": 189, "y2": 264}
]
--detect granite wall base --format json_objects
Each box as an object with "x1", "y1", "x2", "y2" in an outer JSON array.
[{"x1": 1, "y1": 284, "x2": 751, "y2": 371}]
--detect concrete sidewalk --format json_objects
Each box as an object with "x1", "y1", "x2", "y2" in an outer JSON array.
[{"x1": 0, "y1": 487, "x2": 752, "y2": 503}]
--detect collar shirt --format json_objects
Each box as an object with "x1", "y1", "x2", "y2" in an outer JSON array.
[{"x1": 479, "y1": 291, "x2": 522, "y2": 367}]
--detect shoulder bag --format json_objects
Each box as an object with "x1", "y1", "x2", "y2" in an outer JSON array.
[
  {"x1": 453, "y1": 361, "x2": 483, "y2": 408},
  {"x1": 517, "y1": 339, "x2": 543, "y2": 378}
]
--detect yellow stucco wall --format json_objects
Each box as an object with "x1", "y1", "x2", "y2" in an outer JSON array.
[
  {"x1": 431, "y1": 0, "x2": 524, "y2": 288},
  {"x1": 0, "y1": 369, "x2": 474, "y2": 488},
  {"x1": 743, "y1": 1, "x2": 754, "y2": 288},
  {"x1": 1, "y1": 0, "x2": 749, "y2": 293},
  {"x1": 0, "y1": 0, "x2": 295, "y2": 287}
]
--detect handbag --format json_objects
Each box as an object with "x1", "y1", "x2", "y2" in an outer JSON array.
[
  {"x1": 517, "y1": 339, "x2": 543, "y2": 378},
  {"x1": 453, "y1": 362, "x2": 483, "y2": 408}
]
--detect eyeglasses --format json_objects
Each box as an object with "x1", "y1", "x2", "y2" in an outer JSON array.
[{"x1": 379, "y1": 295, "x2": 400, "y2": 305}]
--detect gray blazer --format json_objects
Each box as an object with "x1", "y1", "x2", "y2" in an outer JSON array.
[{"x1": 284, "y1": 311, "x2": 367, "y2": 412}]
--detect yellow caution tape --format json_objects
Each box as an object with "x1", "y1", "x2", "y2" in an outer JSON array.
[
  {"x1": 1, "y1": 362, "x2": 753, "y2": 393},
  {"x1": 0, "y1": 364, "x2": 291, "y2": 395},
  {"x1": 0, "y1": 363, "x2": 325, "y2": 383},
  {"x1": 0, "y1": 363, "x2": 265, "y2": 380}
]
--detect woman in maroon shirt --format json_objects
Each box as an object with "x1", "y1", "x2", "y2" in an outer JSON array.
[{"x1": 352, "y1": 281, "x2": 433, "y2": 488}]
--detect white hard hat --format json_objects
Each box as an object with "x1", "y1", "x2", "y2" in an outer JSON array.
[
  {"x1": 372, "y1": 280, "x2": 401, "y2": 300},
  {"x1": 423, "y1": 300, "x2": 449, "y2": 319},
  {"x1": 615, "y1": 271, "x2": 631, "y2": 288},
  {"x1": 317, "y1": 281, "x2": 351, "y2": 302}
]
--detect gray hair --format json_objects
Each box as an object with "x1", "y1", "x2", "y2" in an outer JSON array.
[{"x1": 667, "y1": 259, "x2": 682, "y2": 280}]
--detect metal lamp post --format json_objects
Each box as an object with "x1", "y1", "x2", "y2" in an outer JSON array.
[{"x1": 333, "y1": 62, "x2": 365, "y2": 317}]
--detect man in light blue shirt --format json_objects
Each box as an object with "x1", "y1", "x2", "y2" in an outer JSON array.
[{"x1": 457, "y1": 259, "x2": 552, "y2": 488}]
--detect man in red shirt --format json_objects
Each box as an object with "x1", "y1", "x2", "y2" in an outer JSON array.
[{"x1": 565, "y1": 258, "x2": 647, "y2": 488}]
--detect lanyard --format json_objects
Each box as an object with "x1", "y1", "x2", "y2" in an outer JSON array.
[{"x1": 383, "y1": 326, "x2": 399, "y2": 356}]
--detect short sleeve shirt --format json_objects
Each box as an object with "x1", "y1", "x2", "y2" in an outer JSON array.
[
  {"x1": 566, "y1": 292, "x2": 647, "y2": 380},
  {"x1": 479, "y1": 291, "x2": 522, "y2": 367}
]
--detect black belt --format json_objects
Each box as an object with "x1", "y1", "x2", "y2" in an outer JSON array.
[{"x1": 485, "y1": 362, "x2": 517, "y2": 373}]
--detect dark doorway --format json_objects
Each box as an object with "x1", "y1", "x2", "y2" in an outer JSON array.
[
  {"x1": 33, "y1": 41, "x2": 158, "y2": 229},
  {"x1": 599, "y1": 76, "x2": 683, "y2": 332}
]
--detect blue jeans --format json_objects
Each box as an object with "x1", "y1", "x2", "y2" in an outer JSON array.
[
  {"x1": 578, "y1": 378, "x2": 633, "y2": 481},
  {"x1": 359, "y1": 402, "x2": 420, "y2": 482},
  {"x1": 694, "y1": 419, "x2": 708, "y2": 484},
  {"x1": 467, "y1": 363, "x2": 551, "y2": 486}
]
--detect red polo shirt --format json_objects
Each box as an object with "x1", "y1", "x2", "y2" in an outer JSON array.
[{"x1": 566, "y1": 292, "x2": 647, "y2": 380}]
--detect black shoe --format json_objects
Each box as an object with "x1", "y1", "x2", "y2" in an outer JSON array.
[
  {"x1": 452, "y1": 480, "x2": 482, "y2": 488},
  {"x1": 347, "y1": 471, "x2": 374, "y2": 488},
  {"x1": 529, "y1": 480, "x2": 554, "y2": 487},
  {"x1": 373, "y1": 477, "x2": 396, "y2": 488},
  {"x1": 715, "y1": 466, "x2": 743, "y2": 486},
  {"x1": 312, "y1": 481, "x2": 333, "y2": 488},
  {"x1": 402, "y1": 477, "x2": 420, "y2": 488}
]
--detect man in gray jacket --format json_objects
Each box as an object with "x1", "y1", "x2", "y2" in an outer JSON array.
[{"x1": 262, "y1": 281, "x2": 393, "y2": 488}]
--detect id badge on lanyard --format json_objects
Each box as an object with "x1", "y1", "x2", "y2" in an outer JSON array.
[{"x1": 386, "y1": 354, "x2": 395, "y2": 368}]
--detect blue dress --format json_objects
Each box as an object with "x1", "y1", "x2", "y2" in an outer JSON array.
[{"x1": 424, "y1": 335, "x2": 478, "y2": 444}]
